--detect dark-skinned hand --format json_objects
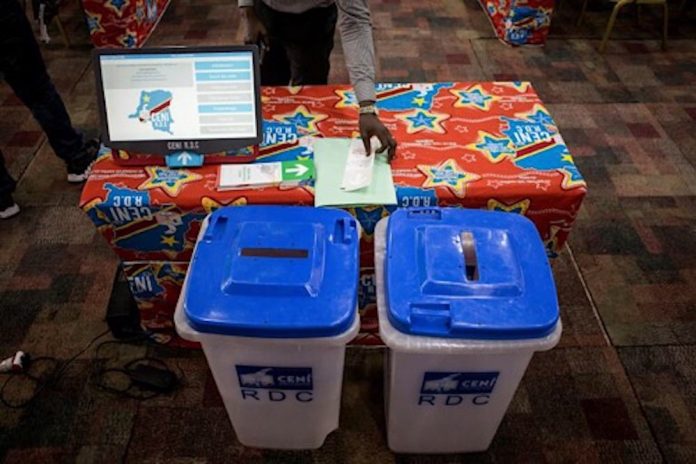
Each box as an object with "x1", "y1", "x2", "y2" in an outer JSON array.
[{"x1": 359, "y1": 113, "x2": 397, "y2": 162}]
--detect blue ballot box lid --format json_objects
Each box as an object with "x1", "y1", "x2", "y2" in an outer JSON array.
[
  {"x1": 385, "y1": 208, "x2": 559, "y2": 340},
  {"x1": 184, "y1": 206, "x2": 359, "y2": 338}
]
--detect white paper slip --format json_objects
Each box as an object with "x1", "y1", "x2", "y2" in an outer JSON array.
[
  {"x1": 218, "y1": 160, "x2": 314, "y2": 190},
  {"x1": 341, "y1": 137, "x2": 380, "y2": 192}
]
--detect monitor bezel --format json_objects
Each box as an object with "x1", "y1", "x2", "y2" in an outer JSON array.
[{"x1": 93, "y1": 45, "x2": 263, "y2": 156}]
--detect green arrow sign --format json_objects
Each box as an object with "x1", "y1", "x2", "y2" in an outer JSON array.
[{"x1": 281, "y1": 159, "x2": 315, "y2": 182}]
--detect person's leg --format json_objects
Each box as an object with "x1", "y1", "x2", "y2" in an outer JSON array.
[
  {"x1": 255, "y1": 2, "x2": 292, "y2": 86},
  {"x1": 0, "y1": 150, "x2": 20, "y2": 219},
  {"x1": 284, "y1": 4, "x2": 338, "y2": 85},
  {"x1": 0, "y1": 0, "x2": 86, "y2": 164}
]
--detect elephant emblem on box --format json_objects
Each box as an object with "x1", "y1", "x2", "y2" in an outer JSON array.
[
  {"x1": 239, "y1": 368, "x2": 274, "y2": 387},
  {"x1": 422, "y1": 374, "x2": 461, "y2": 393}
]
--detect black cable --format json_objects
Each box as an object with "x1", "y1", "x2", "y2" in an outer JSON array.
[
  {"x1": 1, "y1": 329, "x2": 185, "y2": 408},
  {"x1": 0, "y1": 329, "x2": 111, "y2": 409},
  {"x1": 90, "y1": 336, "x2": 182, "y2": 401}
]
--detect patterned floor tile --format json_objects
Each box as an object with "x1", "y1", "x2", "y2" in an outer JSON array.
[
  {"x1": 472, "y1": 39, "x2": 635, "y2": 103},
  {"x1": 618, "y1": 346, "x2": 696, "y2": 463},
  {"x1": 2, "y1": 0, "x2": 696, "y2": 462},
  {"x1": 548, "y1": 102, "x2": 696, "y2": 346}
]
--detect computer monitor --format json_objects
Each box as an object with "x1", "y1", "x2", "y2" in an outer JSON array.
[{"x1": 94, "y1": 46, "x2": 262, "y2": 156}]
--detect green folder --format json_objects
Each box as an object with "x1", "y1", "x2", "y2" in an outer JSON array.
[{"x1": 314, "y1": 138, "x2": 397, "y2": 207}]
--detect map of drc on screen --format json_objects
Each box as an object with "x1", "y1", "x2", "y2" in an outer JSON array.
[
  {"x1": 99, "y1": 51, "x2": 257, "y2": 142},
  {"x1": 129, "y1": 89, "x2": 175, "y2": 134}
]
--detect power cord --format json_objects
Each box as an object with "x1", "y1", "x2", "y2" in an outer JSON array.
[
  {"x1": 90, "y1": 338, "x2": 183, "y2": 400},
  {"x1": 0, "y1": 330, "x2": 184, "y2": 408},
  {"x1": 0, "y1": 329, "x2": 110, "y2": 409}
]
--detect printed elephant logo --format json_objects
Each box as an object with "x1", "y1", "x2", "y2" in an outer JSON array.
[
  {"x1": 239, "y1": 368, "x2": 274, "y2": 387},
  {"x1": 422, "y1": 374, "x2": 461, "y2": 393}
]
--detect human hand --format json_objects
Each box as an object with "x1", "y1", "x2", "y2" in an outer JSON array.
[
  {"x1": 359, "y1": 113, "x2": 397, "y2": 162},
  {"x1": 240, "y1": 7, "x2": 267, "y2": 45}
]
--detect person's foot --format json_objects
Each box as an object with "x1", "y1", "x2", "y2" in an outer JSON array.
[
  {"x1": 66, "y1": 139, "x2": 101, "y2": 183},
  {"x1": 0, "y1": 193, "x2": 20, "y2": 219}
]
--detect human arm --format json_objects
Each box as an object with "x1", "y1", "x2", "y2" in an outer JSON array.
[{"x1": 336, "y1": 0, "x2": 396, "y2": 160}]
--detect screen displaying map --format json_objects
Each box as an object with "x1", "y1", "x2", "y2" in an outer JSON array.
[{"x1": 99, "y1": 51, "x2": 257, "y2": 142}]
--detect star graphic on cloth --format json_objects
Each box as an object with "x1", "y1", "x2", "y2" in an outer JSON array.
[
  {"x1": 107, "y1": 0, "x2": 128, "y2": 13},
  {"x1": 526, "y1": 107, "x2": 556, "y2": 127},
  {"x1": 417, "y1": 159, "x2": 481, "y2": 198},
  {"x1": 335, "y1": 88, "x2": 358, "y2": 108},
  {"x1": 201, "y1": 196, "x2": 247, "y2": 214},
  {"x1": 287, "y1": 86, "x2": 303, "y2": 95},
  {"x1": 401, "y1": 151, "x2": 417, "y2": 160},
  {"x1": 488, "y1": 179, "x2": 505, "y2": 189},
  {"x1": 142, "y1": 94, "x2": 151, "y2": 103},
  {"x1": 468, "y1": 132, "x2": 515, "y2": 163},
  {"x1": 156, "y1": 263, "x2": 187, "y2": 284},
  {"x1": 161, "y1": 235, "x2": 178, "y2": 247},
  {"x1": 544, "y1": 225, "x2": 564, "y2": 258},
  {"x1": 460, "y1": 153, "x2": 477, "y2": 163},
  {"x1": 396, "y1": 109, "x2": 449, "y2": 134},
  {"x1": 501, "y1": 102, "x2": 513, "y2": 110},
  {"x1": 512, "y1": 104, "x2": 556, "y2": 131},
  {"x1": 353, "y1": 206, "x2": 387, "y2": 237},
  {"x1": 139, "y1": 167, "x2": 202, "y2": 197},
  {"x1": 450, "y1": 85, "x2": 495, "y2": 110},
  {"x1": 120, "y1": 32, "x2": 137, "y2": 48},
  {"x1": 454, "y1": 125, "x2": 469, "y2": 133},
  {"x1": 412, "y1": 96, "x2": 426, "y2": 107},
  {"x1": 86, "y1": 13, "x2": 104, "y2": 34},
  {"x1": 559, "y1": 167, "x2": 587, "y2": 190},
  {"x1": 533, "y1": 179, "x2": 551, "y2": 191},
  {"x1": 273, "y1": 105, "x2": 328, "y2": 134},
  {"x1": 487, "y1": 198, "x2": 530, "y2": 215},
  {"x1": 262, "y1": 87, "x2": 276, "y2": 96},
  {"x1": 496, "y1": 82, "x2": 531, "y2": 93}
]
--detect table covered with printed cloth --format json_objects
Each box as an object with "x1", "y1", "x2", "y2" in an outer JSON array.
[
  {"x1": 79, "y1": 82, "x2": 586, "y2": 346},
  {"x1": 82, "y1": 0, "x2": 170, "y2": 48}
]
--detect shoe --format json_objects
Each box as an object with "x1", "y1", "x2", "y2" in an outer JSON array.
[
  {"x1": 0, "y1": 193, "x2": 20, "y2": 219},
  {"x1": 66, "y1": 138, "x2": 100, "y2": 183}
]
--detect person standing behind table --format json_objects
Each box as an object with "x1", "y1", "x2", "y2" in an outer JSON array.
[
  {"x1": 0, "y1": 0, "x2": 99, "y2": 220},
  {"x1": 239, "y1": 0, "x2": 397, "y2": 160}
]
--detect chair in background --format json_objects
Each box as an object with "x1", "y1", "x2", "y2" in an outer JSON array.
[{"x1": 577, "y1": 0, "x2": 668, "y2": 53}]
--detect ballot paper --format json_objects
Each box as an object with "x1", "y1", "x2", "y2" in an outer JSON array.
[
  {"x1": 341, "y1": 137, "x2": 378, "y2": 191},
  {"x1": 218, "y1": 159, "x2": 314, "y2": 190},
  {"x1": 314, "y1": 138, "x2": 397, "y2": 207}
]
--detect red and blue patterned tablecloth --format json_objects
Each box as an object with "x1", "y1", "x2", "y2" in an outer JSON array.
[
  {"x1": 80, "y1": 82, "x2": 586, "y2": 345},
  {"x1": 82, "y1": 0, "x2": 170, "y2": 48},
  {"x1": 480, "y1": 0, "x2": 554, "y2": 46}
]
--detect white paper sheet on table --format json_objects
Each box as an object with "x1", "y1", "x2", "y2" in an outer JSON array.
[{"x1": 314, "y1": 137, "x2": 397, "y2": 207}]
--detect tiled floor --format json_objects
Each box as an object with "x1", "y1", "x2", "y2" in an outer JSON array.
[{"x1": 1, "y1": 0, "x2": 695, "y2": 462}]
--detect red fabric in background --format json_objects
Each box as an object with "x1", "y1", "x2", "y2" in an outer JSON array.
[{"x1": 82, "y1": 0, "x2": 170, "y2": 48}]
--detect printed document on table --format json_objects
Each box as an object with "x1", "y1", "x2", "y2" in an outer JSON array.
[{"x1": 314, "y1": 138, "x2": 397, "y2": 207}]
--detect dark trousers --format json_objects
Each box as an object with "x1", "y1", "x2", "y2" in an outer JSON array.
[
  {"x1": 0, "y1": 150, "x2": 15, "y2": 197},
  {"x1": 256, "y1": 2, "x2": 338, "y2": 86},
  {"x1": 0, "y1": 0, "x2": 83, "y2": 196}
]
